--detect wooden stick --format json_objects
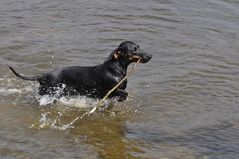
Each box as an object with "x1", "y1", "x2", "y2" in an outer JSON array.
[{"x1": 66, "y1": 59, "x2": 141, "y2": 127}]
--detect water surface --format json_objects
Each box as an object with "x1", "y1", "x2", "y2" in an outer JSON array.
[{"x1": 1, "y1": 0, "x2": 239, "y2": 158}]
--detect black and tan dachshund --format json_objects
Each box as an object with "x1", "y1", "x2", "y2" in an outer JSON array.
[{"x1": 8, "y1": 41, "x2": 152, "y2": 101}]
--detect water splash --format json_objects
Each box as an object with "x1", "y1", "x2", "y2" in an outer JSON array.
[
  {"x1": 37, "y1": 111, "x2": 75, "y2": 130},
  {"x1": 36, "y1": 94, "x2": 100, "y2": 108},
  {"x1": 31, "y1": 97, "x2": 117, "y2": 130},
  {"x1": 2, "y1": 77, "x2": 140, "y2": 130}
]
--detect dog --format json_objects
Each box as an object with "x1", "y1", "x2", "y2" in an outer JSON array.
[{"x1": 8, "y1": 41, "x2": 152, "y2": 101}]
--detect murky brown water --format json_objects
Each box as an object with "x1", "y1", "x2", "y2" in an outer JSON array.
[{"x1": 1, "y1": 0, "x2": 239, "y2": 158}]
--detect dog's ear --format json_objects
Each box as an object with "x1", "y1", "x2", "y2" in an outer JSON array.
[
  {"x1": 113, "y1": 49, "x2": 120, "y2": 60},
  {"x1": 105, "y1": 49, "x2": 122, "y2": 62}
]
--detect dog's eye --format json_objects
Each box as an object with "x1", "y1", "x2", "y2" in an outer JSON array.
[{"x1": 134, "y1": 47, "x2": 137, "y2": 52}]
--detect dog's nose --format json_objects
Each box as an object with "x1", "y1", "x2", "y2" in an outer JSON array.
[{"x1": 146, "y1": 53, "x2": 152, "y2": 60}]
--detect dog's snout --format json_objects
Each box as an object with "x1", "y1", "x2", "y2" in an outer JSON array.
[{"x1": 138, "y1": 51, "x2": 152, "y2": 63}]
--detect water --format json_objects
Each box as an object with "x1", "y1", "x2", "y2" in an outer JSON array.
[{"x1": 1, "y1": 0, "x2": 239, "y2": 158}]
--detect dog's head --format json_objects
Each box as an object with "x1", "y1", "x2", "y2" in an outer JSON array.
[{"x1": 111, "y1": 41, "x2": 152, "y2": 64}]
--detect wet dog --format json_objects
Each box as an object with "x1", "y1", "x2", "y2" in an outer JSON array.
[{"x1": 8, "y1": 41, "x2": 152, "y2": 101}]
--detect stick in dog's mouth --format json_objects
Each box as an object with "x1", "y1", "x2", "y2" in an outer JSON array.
[{"x1": 129, "y1": 55, "x2": 142, "y2": 62}]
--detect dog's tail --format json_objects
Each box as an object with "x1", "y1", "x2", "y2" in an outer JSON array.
[{"x1": 8, "y1": 66, "x2": 39, "y2": 81}]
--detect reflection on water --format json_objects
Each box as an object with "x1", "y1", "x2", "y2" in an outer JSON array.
[
  {"x1": 1, "y1": 0, "x2": 239, "y2": 158},
  {"x1": 70, "y1": 114, "x2": 144, "y2": 159}
]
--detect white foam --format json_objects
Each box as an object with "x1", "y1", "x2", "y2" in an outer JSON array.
[
  {"x1": 37, "y1": 95, "x2": 57, "y2": 106},
  {"x1": 59, "y1": 96, "x2": 98, "y2": 108},
  {"x1": 36, "y1": 94, "x2": 98, "y2": 108}
]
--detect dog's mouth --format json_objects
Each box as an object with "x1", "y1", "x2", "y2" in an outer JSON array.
[
  {"x1": 129, "y1": 52, "x2": 152, "y2": 63},
  {"x1": 129, "y1": 55, "x2": 143, "y2": 62}
]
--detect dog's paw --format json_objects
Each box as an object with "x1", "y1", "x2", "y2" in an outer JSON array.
[{"x1": 117, "y1": 90, "x2": 128, "y2": 102}]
